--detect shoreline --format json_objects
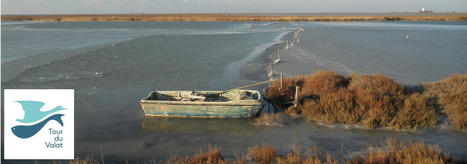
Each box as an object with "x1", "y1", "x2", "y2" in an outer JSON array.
[
  {"x1": 239, "y1": 21, "x2": 466, "y2": 131},
  {"x1": 261, "y1": 22, "x2": 467, "y2": 85},
  {"x1": 2, "y1": 21, "x2": 466, "y2": 163},
  {"x1": 235, "y1": 28, "x2": 295, "y2": 91},
  {"x1": 2, "y1": 13, "x2": 467, "y2": 22}
]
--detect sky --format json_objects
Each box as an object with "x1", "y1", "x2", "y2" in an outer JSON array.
[{"x1": 2, "y1": 0, "x2": 467, "y2": 15}]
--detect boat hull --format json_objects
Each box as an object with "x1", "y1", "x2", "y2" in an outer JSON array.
[
  {"x1": 140, "y1": 90, "x2": 263, "y2": 118},
  {"x1": 141, "y1": 103, "x2": 262, "y2": 118}
]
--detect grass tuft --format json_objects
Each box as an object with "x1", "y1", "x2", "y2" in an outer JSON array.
[
  {"x1": 68, "y1": 156, "x2": 100, "y2": 164},
  {"x1": 248, "y1": 144, "x2": 276, "y2": 164},
  {"x1": 254, "y1": 113, "x2": 285, "y2": 127},
  {"x1": 166, "y1": 145, "x2": 226, "y2": 164}
]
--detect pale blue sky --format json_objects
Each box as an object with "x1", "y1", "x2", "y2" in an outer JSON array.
[{"x1": 2, "y1": 0, "x2": 467, "y2": 14}]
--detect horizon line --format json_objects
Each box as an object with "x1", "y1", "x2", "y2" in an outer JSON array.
[{"x1": 2, "y1": 11, "x2": 467, "y2": 16}]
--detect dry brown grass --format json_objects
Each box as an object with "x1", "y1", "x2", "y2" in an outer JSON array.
[
  {"x1": 166, "y1": 145, "x2": 227, "y2": 164},
  {"x1": 254, "y1": 113, "x2": 285, "y2": 127},
  {"x1": 68, "y1": 156, "x2": 100, "y2": 164},
  {"x1": 2, "y1": 14, "x2": 467, "y2": 22},
  {"x1": 64, "y1": 140, "x2": 465, "y2": 164},
  {"x1": 423, "y1": 73, "x2": 467, "y2": 130},
  {"x1": 276, "y1": 146, "x2": 302, "y2": 164},
  {"x1": 364, "y1": 139, "x2": 460, "y2": 164},
  {"x1": 248, "y1": 144, "x2": 276, "y2": 164},
  {"x1": 268, "y1": 70, "x2": 445, "y2": 129}
]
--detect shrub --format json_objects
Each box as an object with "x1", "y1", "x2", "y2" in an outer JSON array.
[
  {"x1": 301, "y1": 88, "x2": 358, "y2": 124},
  {"x1": 268, "y1": 70, "x2": 349, "y2": 114},
  {"x1": 300, "y1": 70, "x2": 349, "y2": 97},
  {"x1": 300, "y1": 73, "x2": 409, "y2": 129},
  {"x1": 267, "y1": 76, "x2": 304, "y2": 108},
  {"x1": 424, "y1": 73, "x2": 467, "y2": 129},
  {"x1": 390, "y1": 93, "x2": 438, "y2": 129},
  {"x1": 268, "y1": 70, "x2": 464, "y2": 130},
  {"x1": 348, "y1": 74, "x2": 405, "y2": 128}
]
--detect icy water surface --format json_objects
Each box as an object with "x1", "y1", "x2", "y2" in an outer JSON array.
[{"x1": 1, "y1": 21, "x2": 466, "y2": 163}]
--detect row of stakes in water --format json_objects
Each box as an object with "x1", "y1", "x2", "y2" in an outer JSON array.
[{"x1": 268, "y1": 26, "x2": 305, "y2": 81}]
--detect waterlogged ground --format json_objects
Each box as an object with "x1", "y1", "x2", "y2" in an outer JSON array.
[{"x1": 1, "y1": 21, "x2": 467, "y2": 163}]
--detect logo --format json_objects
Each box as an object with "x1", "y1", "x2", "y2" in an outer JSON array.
[
  {"x1": 12, "y1": 101, "x2": 66, "y2": 139},
  {"x1": 4, "y1": 89, "x2": 74, "y2": 159}
]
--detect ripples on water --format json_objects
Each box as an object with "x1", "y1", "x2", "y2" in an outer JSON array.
[{"x1": 1, "y1": 21, "x2": 466, "y2": 162}]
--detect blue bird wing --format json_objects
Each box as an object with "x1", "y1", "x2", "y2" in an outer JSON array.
[
  {"x1": 15, "y1": 101, "x2": 45, "y2": 121},
  {"x1": 48, "y1": 106, "x2": 66, "y2": 114}
]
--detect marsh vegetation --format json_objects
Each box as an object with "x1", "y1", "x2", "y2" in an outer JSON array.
[
  {"x1": 3, "y1": 14, "x2": 467, "y2": 22},
  {"x1": 267, "y1": 70, "x2": 466, "y2": 130},
  {"x1": 67, "y1": 139, "x2": 464, "y2": 164}
]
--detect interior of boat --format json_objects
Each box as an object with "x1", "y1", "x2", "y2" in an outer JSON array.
[{"x1": 145, "y1": 90, "x2": 259, "y2": 102}]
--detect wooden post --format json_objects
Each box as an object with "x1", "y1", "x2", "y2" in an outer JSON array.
[
  {"x1": 278, "y1": 49, "x2": 280, "y2": 61},
  {"x1": 268, "y1": 63, "x2": 273, "y2": 87},
  {"x1": 294, "y1": 86, "x2": 299, "y2": 108},
  {"x1": 270, "y1": 62, "x2": 274, "y2": 80},
  {"x1": 280, "y1": 72, "x2": 283, "y2": 90}
]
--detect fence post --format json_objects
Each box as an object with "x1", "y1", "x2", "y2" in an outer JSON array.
[
  {"x1": 294, "y1": 86, "x2": 299, "y2": 108},
  {"x1": 268, "y1": 62, "x2": 274, "y2": 87},
  {"x1": 270, "y1": 63, "x2": 274, "y2": 80},
  {"x1": 280, "y1": 72, "x2": 283, "y2": 90}
]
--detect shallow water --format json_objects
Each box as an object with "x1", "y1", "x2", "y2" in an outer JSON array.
[
  {"x1": 1, "y1": 21, "x2": 466, "y2": 163},
  {"x1": 298, "y1": 21, "x2": 467, "y2": 84}
]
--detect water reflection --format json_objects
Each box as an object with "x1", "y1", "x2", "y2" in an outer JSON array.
[{"x1": 142, "y1": 117, "x2": 258, "y2": 135}]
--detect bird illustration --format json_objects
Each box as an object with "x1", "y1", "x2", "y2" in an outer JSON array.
[{"x1": 15, "y1": 101, "x2": 66, "y2": 124}]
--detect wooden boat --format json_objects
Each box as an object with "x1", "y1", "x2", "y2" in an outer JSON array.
[{"x1": 140, "y1": 90, "x2": 263, "y2": 118}]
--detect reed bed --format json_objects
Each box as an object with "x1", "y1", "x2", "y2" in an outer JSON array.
[
  {"x1": 67, "y1": 156, "x2": 100, "y2": 164},
  {"x1": 364, "y1": 139, "x2": 460, "y2": 164},
  {"x1": 249, "y1": 145, "x2": 277, "y2": 164},
  {"x1": 267, "y1": 70, "x2": 466, "y2": 130},
  {"x1": 3, "y1": 14, "x2": 467, "y2": 22},
  {"x1": 166, "y1": 146, "x2": 226, "y2": 164},
  {"x1": 66, "y1": 140, "x2": 464, "y2": 164}
]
